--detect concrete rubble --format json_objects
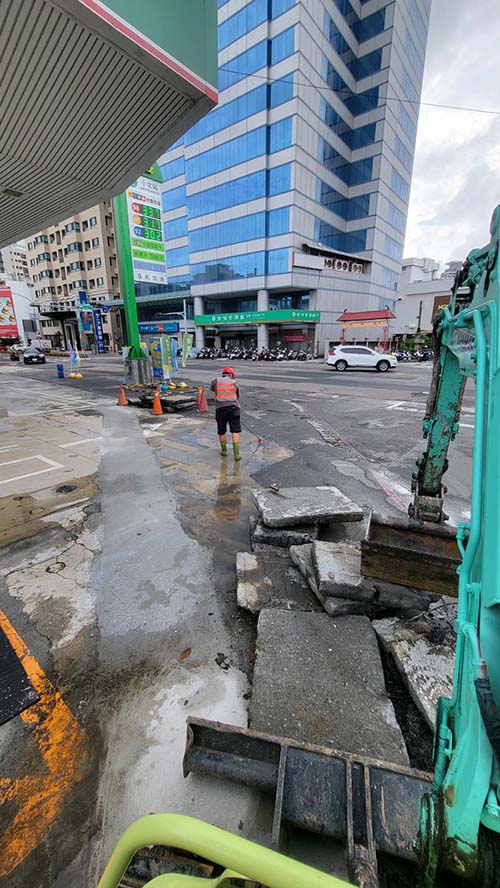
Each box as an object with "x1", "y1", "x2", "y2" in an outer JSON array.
[
  {"x1": 236, "y1": 550, "x2": 320, "y2": 614},
  {"x1": 249, "y1": 515, "x2": 319, "y2": 549},
  {"x1": 373, "y1": 599, "x2": 456, "y2": 728},
  {"x1": 252, "y1": 486, "x2": 364, "y2": 528},
  {"x1": 290, "y1": 541, "x2": 436, "y2": 617},
  {"x1": 250, "y1": 610, "x2": 409, "y2": 765}
]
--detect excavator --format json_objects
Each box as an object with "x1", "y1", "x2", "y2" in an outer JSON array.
[{"x1": 97, "y1": 206, "x2": 500, "y2": 887}]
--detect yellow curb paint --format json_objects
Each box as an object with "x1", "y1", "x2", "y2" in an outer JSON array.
[{"x1": 0, "y1": 609, "x2": 88, "y2": 877}]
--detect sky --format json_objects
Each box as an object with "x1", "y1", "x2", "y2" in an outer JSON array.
[{"x1": 404, "y1": 0, "x2": 500, "y2": 262}]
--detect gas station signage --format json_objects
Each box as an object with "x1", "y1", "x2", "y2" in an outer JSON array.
[{"x1": 127, "y1": 176, "x2": 167, "y2": 285}]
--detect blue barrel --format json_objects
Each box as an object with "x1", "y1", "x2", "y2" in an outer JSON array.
[{"x1": 57, "y1": 363, "x2": 64, "y2": 379}]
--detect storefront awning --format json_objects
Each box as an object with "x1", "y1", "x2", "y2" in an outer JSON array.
[{"x1": 0, "y1": 0, "x2": 217, "y2": 247}]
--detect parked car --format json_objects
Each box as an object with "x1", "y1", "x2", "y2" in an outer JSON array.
[
  {"x1": 9, "y1": 344, "x2": 25, "y2": 361},
  {"x1": 326, "y1": 345, "x2": 397, "y2": 372},
  {"x1": 23, "y1": 346, "x2": 46, "y2": 365}
]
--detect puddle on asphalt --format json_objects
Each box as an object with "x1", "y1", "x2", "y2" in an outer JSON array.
[
  {"x1": 141, "y1": 414, "x2": 292, "y2": 593},
  {"x1": 0, "y1": 477, "x2": 96, "y2": 547}
]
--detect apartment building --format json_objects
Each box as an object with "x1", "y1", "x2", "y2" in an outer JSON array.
[
  {"x1": 1, "y1": 243, "x2": 30, "y2": 283},
  {"x1": 26, "y1": 202, "x2": 120, "y2": 350}
]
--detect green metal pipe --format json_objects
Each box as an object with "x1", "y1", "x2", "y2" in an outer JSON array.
[
  {"x1": 97, "y1": 814, "x2": 353, "y2": 888},
  {"x1": 113, "y1": 192, "x2": 144, "y2": 360}
]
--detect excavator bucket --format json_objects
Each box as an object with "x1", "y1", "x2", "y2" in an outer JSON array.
[{"x1": 360, "y1": 512, "x2": 462, "y2": 597}]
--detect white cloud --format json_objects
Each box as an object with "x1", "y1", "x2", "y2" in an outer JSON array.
[{"x1": 404, "y1": 0, "x2": 500, "y2": 261}]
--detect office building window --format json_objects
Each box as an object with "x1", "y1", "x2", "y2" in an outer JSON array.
[
  {"x1": 185, "y1": 85, "x2": 267, "y2": 145},
  {"x1": 186, "y1": 164, "x2": 291, "y2": 218},
  {"x1": 96, "y1": 277, "x2": 104, "y2": 287},
  {"x1": 383, "y1": 234, "x2": 403, "y2": 262},
  {"x1": 166, "y1": 246, "x2": 190, "y2": 268},
  {"x1": 218, "y1": 0, "x2": 267, "y2": 51},
  {"x1": 320, "y1": 97, "x2": 376, "y2": 149},
  {"x1": 185, "y1": 125, "x2": 266, "y2": 182},
  {"x1": 87, "y1": 260, "x2": 93, "y2": 269},
  {"x1": 268, "y1": 207, "x2": 289, "y2": 236},
  {"x1": 191, "y1": 251, "x2": 266, "y2": 282},
  {"x1": 317, "y1": 179, "x2": 369, "y2": 220},
  {"x1": 161, "y1": 156, "x2": 185, "y2": 180},
  {"x1": 91, "y1": 237, "x2": 99, "y2": 248},
  {"x1": 318, "y1": 137, "x2": 373, "y2": 185},
  {"x1": 398, "y1": 103, "x2": 417, "y2": 143},
  {"x1": 352, "y1": 9, "x2": 386, "y2": 42},
  {"x1": 95, "y1": 257, "x2": 102, "y2": 268},
  {"x1": 323, "y1": 11, "x2": 353, "y2": 64},
  {"x1": 394, "y1": 135, "x2": 413, "y2": 172},
  {"x1": 270, "y1": 72, "x2": 294, "y2": 107},
  {"x1": 382, "y1": 266, "x2": 399, "y2": 289},
  {"x1": 386, "y1": 200, "x2": 407, "y2": 233},
  {"x1": 188, "y1": 207, "x2": 289, "y2": 254},
  {"x1": 314, "y1": 218, "x2": 367, "y2": 253},
  {"x1": 271, "y1": 0, "x2": 295, "y2": 16},
  {"x1": 269, "y1": 117, "x2": 293, "y2": 152},
  {"x1": 164, "y1": 216, "x2": 189, "y2": 240},
  {"x1": 348, "y1": 48, "x2": 382, "y2": 80},
  {"x1": 405, "y1": 0, "x2": 427, "y2": 48},
  {"x1": 163, "y1": 185, "x2": 187, "y2": 212},
  {"x1": 267, "y1": 248, "x2": 289, "y2": 274},
  {"x1": 401, "y1": 70, "x2": 419, "y2": 103},
  {"x1": 390, "y1": 167, "x2": 410, "y2": 203},
  {"x1": 219, "y1": 39, "x2": 267, "y2": 90},
  {"x1": 90, "y1": 216, "x2": 97, "y2": 227},
  {"x1": 270, "y1": 26, "x2": 295, "y2": 64},
  {"x1": 64, "y1": 221, "x2": 80, "y2": 233},
  {"x1": 268, "y1": 162, "x2": 291, "y2": 195},
  {"x1": 404, "y1": 26, "x2": 424, "y2": 80}
]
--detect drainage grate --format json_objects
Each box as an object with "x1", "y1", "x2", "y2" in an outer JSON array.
[{"x1": 55, "y1": 484, "x2": 77, "y2": 494}]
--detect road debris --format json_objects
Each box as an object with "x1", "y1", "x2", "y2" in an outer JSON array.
[{"x1": 252, "y1": 486, "x2": 364, "y2": 527}]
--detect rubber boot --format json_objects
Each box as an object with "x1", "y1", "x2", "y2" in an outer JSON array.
[
  {"x1": 233, "y1": 442, "x2": 241, "y2": 461},
  {"x1": 220, "y1": 440, "x2": 227, "y2": 456}
]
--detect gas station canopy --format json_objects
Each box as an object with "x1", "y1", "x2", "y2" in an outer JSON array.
[{"x1": 0, "y1": 0, "x2": 218, "y2": 247}]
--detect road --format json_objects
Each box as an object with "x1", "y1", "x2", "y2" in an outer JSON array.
[{"x1": 0, "y1": 354, "x2": 474, "y2": 886}]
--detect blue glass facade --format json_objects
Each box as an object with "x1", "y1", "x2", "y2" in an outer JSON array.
[{"x1": 159, "y1": 0, "x2": 430, "y2": 348}]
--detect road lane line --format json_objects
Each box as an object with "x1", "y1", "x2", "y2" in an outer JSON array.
[
  {"x1": 59, "y1": 436, "x2": 102, "y2": 448},
  {"x1": 0, "y1": 455, "x2": 64, "y2": 485},
  {"x1": 0, "y1": 610, "x2": 88, "y2": 877}
]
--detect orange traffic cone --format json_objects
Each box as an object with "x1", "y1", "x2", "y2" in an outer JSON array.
[
  {"x1": 197, "y1": 386, "x2": 208, "y2": 413},
  {"x1": 152, "y1": 390, "x2": 163, "y2": 415},
  {"x1": 117, "y1": 385, "x2": 128, "y2": 406}
]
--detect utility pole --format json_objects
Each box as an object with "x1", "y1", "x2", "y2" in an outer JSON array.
[{"x1": 416, "y1": 299, "x2": 423, "y2": 333}]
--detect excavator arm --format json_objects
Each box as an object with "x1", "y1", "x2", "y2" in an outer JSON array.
[{"x1": 415, "y1": 206, "x2": 500, "y2": 883}]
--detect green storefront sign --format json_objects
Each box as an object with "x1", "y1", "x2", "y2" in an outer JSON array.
[{"x1": 194, "y1": 310, "x2": 321, "y2": 326}]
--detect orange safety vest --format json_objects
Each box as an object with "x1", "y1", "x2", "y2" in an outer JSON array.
[{"x1": 215, "y1": 377, "x2": 238, "y2": 403}]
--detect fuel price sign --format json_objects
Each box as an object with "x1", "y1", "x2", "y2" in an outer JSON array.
[{"x1": 126, "y1": 175, "x2": 167, "y2": 284}]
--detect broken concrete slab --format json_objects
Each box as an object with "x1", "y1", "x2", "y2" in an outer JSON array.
[
  {"x1": 311, "y1": 540, "x2": 436, "y2": 614},
  {"x1": 236, "y1": 551, "x2": 321, "y2": 614},
  {"x1": 373, "y1": 602, "x2": 456, "y2": 728},
  {"x1": 252, "y1": 486, "x2": 363, "y2": 528},
  {"x1": 290, "y1": 544, "x2": 384, "y2": 618},
  {"x1": 250, "y1": 610, "x2": 409, "y2": 765},
  {"x1": 249, "y1": 516, "x2": 319, "y2": 549}
]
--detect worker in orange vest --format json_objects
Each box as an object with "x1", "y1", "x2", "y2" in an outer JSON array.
[{"x1": 210, "y1": 366, "x2": 241, "y2": 460}]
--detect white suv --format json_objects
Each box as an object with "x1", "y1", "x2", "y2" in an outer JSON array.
[{"x1": 326, "y1": 345, "x2": 397, "y2": 372}]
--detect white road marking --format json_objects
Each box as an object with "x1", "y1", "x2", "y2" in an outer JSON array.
[
  {"x1": 0, "y1": 454, "x2": 64, "y2": 485},
  {"x1": 58, "y1": 436, "x2": 102, "y2": 448},
  {"x1": 0, "y1": 445, "x2": 17, "y2": 453}
]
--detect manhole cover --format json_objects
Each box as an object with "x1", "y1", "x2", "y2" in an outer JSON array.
[
  {"x1": 55, "y1": 484, "x2": 77, "y2": 494},
  {"x1": 46, "y1": 562, "x2": 66, "y2": 574}
]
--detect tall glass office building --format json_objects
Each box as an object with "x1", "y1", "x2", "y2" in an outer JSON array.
[{"x1": 159, "y1": 0, "x2": 431, "y2": 352}]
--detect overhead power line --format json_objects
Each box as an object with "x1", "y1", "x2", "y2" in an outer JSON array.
[{"x1": 220, "y1": 67, "x2": 500, "y2": 116}]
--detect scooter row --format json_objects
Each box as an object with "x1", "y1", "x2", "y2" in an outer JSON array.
[
  {"x1": 195, "y1": 347, "x2": 315, "y2": 361},
  {"x1": 393, "y1": 349, "x2": 434, "y2": 362}
]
